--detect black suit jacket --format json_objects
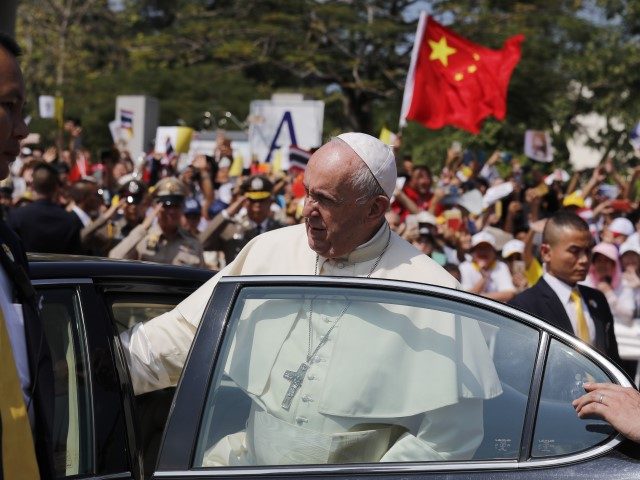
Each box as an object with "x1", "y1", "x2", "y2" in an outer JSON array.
[
  {"x1": 509, "y1": 277, "x2": 621, "y2": 366},
  {"x1": 0, "y1": 219, "x2": 55, "y2": 479},
  {"x1": 8, "y1": 199, "x2": 82, "y2": 254}
]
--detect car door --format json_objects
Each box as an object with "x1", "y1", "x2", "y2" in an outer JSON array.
[
  {"x1": 34, "y1": 279, "x2": 132, "y2": 480},
  {"x1": 35, "y1": 271, "x2": 210, "y2": 480},
  {"x1": 154, "y1": 276, "x2": 639, "y2": 480}
]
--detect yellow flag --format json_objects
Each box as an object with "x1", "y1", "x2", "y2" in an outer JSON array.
[
  {"x1": 229, "y1": 152, "x2": 244, "y2": 177},
  {"x1": 271, "y1": 150, "x2": 282, "y2": 174},
  {"x1": 174, "y1": 127, "x2": 193, "y2": 153},
  {"x1": 379, "y1": 126, "x2": 397, "y2": 146},
  {"x1": 54, "y1": 96, "x2": 64, "y2": 128}
]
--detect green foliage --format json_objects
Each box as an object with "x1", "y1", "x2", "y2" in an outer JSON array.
[{"x1": 13, "y1": 0, "x2": 640, "y2": 174}]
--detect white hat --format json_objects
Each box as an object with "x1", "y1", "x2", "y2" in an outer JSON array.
[
  {"x1": 483, "y1": 181, "x2": 514, "y2": 209},
  {"x1": 415, "y1": 210, "x2": 437, "y2": 226},
  {"x1": 471, "y1": 231, "x2": 497, "y2": 249},
  {"x1": 620, "y1": 238, "x2": 640, "y2": 257},
  {"x1": 544, "y1": 169, "x2": 570, "y2": 185},
  {"x1": 609, "y1": 217, "x2": 634, "y2": 237},
  {"x1": 502, "y1": 239, "x2": 525, "y2": 258},
  {"x1": 456, "y1": 189, "x2": 484, "y2": 216},
  {"x1": 337, "y1": 132, "x2": 397, "y2": 198}
]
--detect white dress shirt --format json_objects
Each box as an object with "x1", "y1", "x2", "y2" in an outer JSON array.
[
  {"x1": 71, "y1": 205, "x2": 91, "y2": 227},
  {"x1": 0, "y1": 263, "x2": 32, "y2": 415},
  {"x1": 543, "y1": 272, "x2": 596, "y2": 344}
]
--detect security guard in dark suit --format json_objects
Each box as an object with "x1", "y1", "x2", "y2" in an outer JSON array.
[
  {"x1": 0, "y1": 32, "x2": 56, "y2": 480},
  {"x1": 199, "y1": 175, "x2": 285, "y2": 264},
  {"x1": 8, "y1": 162, "x2": 82, "y2": 254}
]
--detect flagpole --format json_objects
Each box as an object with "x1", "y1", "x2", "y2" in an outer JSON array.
[{"x1": 399, "y1": 11, "x2": 428, "y2": 130}]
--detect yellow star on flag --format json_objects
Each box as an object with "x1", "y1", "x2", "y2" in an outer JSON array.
[{"x1": 428, "y1": 36, "x2": 457, "y2": 67}]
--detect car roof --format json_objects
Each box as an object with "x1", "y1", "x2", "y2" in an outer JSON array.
[{"x1": 27, "y1": 253, "x2": 215, "y2": 283}]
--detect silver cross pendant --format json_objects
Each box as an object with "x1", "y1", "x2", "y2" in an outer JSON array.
[{"x1": 282, "y1": 362, "x2": 309, "y2": 410}]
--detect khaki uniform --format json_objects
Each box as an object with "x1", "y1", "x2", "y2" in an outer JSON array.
[
  {"x1": 199, "y1": 211, "x2": 284, "y2": 264},
  {"x1": 109, "y1": 223, "x2": 205, "y2": 267},
  {"x1": 82, "y1": 214, "x2": 136, "y2": 257}
]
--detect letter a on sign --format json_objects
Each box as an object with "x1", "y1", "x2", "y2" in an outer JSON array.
[{"x1": 265, "y1": 111, "x2": 298, "y2": 163}]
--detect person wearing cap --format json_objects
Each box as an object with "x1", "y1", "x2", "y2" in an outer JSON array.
[
  {"x1": 182, "y1": 197, "x2": 203, "y2": 237},
  {"x1": 501, "y1": 239, "x2": 528, "y2": 292},
  {"x1": 109, "y1": 177, "x2": 205, "y2": 267},
  {"x1": 80, "y1": 179, "x2": 149, "y2": 257},
  {"x1": 605, "y1": 217, "x2": 635, "y2": 247},
  {"x1": 459, "y1": 231, "x2": 516, "y2": 302},
  {"x1": 121, "y1": 132, "x2": 500, "y2": 464},
  {"x1": 408, "y1": 211, "x2": 447, "y2": 266},
  {"x1": 509, "y1": 211, "x2": 622, "y2": 366},
  {"x1": 199, "y1": 175, "x2": 285, "y2": 264},
  {"x1": 501, "y1": 237, "x2": 543, "y2": 289},
  {"x1": 595, "y1": 239, "x2": 640, "y2": 382}
]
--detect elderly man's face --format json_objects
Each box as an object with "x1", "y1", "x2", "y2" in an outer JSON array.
[
  {"x1": 302, "y1": 141, "x2": 382, "y2": 259},
  {"x1": 0, "y1": 48, "x2": 28, "y2": 180}
]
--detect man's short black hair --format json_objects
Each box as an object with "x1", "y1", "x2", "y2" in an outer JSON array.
[
  {"x1": 32, "y1": 162, "x2": 60, "y2": 197},
  {"x1": 542, "y1": 210, "x2": 590, "y2": 246},
  {"x1": 0, "y1": 32, "x2": 21, "y2": 57}
]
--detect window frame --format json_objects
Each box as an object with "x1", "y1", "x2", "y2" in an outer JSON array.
[
  {"x1": 33, "y1": 279, "x2": 97, "y2": 477},
  {"x1": 34, "y1": 278, "x2": 133, "y2": 479},
  {"x1": 157, "y1": 276, "x2": 632, "y2": 476}
]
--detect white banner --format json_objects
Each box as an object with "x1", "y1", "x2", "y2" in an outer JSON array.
[
  {"x1": 38, "y1": 95, "x2": 55, "y2": 119},
  {"x1": 249, "y1": 95, "x2": 324, "y2": 165}
]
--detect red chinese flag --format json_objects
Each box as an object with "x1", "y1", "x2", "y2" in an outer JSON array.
[{"x1": 400, "y1": 13, "x2": 524, "y2": 134}]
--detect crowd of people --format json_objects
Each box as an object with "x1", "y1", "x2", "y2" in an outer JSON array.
[
  {"x1": 6, "y1": 27, "x2": 640, "y2": 479},
  {"x1": 7, "y1": 124, "x2": 640, "y2": 375},
  {"x1": 6, "y1": 129, "x2": 640, "y2": 347}
]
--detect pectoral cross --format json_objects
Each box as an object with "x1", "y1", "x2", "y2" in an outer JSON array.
[{"x1": 282, "y1": 362, "x2": 309, "y2": 410}]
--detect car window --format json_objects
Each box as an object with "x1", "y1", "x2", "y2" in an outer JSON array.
[
  {"x1": 111, "y1": 300, "x2": 178, "y2": 334},
  {"x1": 532, "y1": 339, "x2": 614, "y2": 458},
  {"x1": 108, "y1": 294, "x2": 185, "y2": 478},
  {"x1": 191, "y1": 285, "x2": 539, "y2": 467},
  {"x1": 39, "y1": 288, "x2": 93, "y2": 477}
]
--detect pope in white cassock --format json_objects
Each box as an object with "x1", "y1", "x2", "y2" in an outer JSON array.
[{"x1": 120, "y1": 133, "x2": 502, "y2": 465}]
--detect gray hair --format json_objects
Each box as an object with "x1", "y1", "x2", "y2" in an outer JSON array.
[
  {"x1": 331, "y1": 137, "x2": 386, "y2": 205},
  {"x1": 351, "y1": 161, "x2": 386, "y2": 205}
]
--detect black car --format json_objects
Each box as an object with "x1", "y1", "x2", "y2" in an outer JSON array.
[
  {"x1": 32, "y1": 261, "x2": 640, "y2": 480},
  {"x1": 157, "y1": 276, "x2": 640, "y2": 479},
  {"x1": 29, "y1": 254, "x2": 214, "y2": 480}
]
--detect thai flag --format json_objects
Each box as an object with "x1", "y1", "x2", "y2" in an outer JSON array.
[{"x1": 288, "y1": 145, "x2": 311, "y2": 171}]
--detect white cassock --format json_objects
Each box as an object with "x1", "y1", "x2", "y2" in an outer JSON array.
[{"x1": 121, "y1": 222, "x2": 502, "y2": 464}]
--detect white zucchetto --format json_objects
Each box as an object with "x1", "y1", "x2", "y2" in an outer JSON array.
[{"x1": 337, "y1": 132, "x2": 397, "y2": 198}]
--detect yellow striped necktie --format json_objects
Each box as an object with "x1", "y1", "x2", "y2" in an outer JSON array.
[
  {"x1": 0, "y1": 308, "x2": 40, "y2": 480},
  {"x1": 570, "y1": 288, "x2": 590, "y2": 344}
]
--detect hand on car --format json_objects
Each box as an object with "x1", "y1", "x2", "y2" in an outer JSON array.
[{"x1": 572, "y1": 382, "x2": 640, "y2": 443}]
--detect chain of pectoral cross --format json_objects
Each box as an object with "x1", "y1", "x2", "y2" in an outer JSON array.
[
  {"x1": 281, "y1": 296, "x2": 350, "y2": 410},
  {"x1": 281, "y1": 228, "x2": 392, "y2": 410}
]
